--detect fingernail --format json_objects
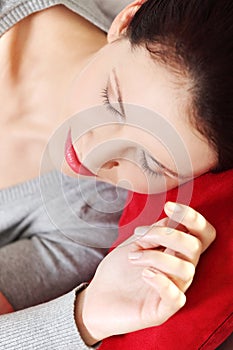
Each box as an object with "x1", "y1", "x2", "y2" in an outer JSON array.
[
  {"x1": 128, "y1": 251, "x2": 143, "y2": 260},
  {"x1": 142, "y1": 268, "x2": 157, "y2": 278},
  {"x1": 165, "y1": 202, "x2": 183, "y2": 213},
  {"x1": 134, "y1": 226, "x2": 149, "y2": 236}
]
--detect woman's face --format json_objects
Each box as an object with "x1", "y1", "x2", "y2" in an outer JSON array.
[{"x1": 64, "y1": 38, "x2": 216, "y2": 194}]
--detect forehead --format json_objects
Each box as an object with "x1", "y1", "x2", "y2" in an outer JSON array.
[{"x1": 114, "y1": 42, "x2": 189, "y2": 124}]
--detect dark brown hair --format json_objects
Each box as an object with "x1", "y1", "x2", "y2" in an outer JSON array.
[{"x1": 127, "y1": 0, "x2": 233, "y2": 172}]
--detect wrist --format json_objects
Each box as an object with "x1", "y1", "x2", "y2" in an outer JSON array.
[{"x1": 75, "y1": 287, "x2": 101, "y2": 346}]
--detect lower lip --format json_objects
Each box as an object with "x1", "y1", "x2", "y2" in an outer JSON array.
[{"x1": 65, "y1": 130, "x2": 96, "y2": 177}]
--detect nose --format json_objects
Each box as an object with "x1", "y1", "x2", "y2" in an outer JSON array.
[
  {"x1": 97, "y1": 159, "x2": 121, "y2": 185},
  {"x1": 101, "y1": 160, "x2": 120, "y2": 170}
]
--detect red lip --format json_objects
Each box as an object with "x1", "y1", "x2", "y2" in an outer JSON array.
[{"x1": 65, "y1": 130, "x2": 96, "y2": 177}]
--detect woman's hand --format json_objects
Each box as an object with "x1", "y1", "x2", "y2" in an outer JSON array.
[{"x1": 76, "y1": 202, "x2": 216, "y2": 345}]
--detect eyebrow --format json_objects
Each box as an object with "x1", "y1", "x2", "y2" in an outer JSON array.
[
  {"x1": 112, "y1": 68, "x2": 127, "y2": 121},
  {"x1": 147, "y1": 153, "x2": 190, "y2": 180}
]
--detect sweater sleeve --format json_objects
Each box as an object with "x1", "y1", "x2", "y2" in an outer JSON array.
[
  {"x1": 0, "y1": 177, "x2": 127, "y2": 311},
  {"x1": 0, "y1": 286, "x2": 96, "y2": 350}
]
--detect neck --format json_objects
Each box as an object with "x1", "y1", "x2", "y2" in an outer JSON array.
[
  {"x1": 0, "y1": 6, "x2": 108, "y2": 188},
  {"x1": 0, "y1": 5, "x2": 107, "y2": 126}
]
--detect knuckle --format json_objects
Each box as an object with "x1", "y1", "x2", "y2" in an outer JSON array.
[
  {"x1": 175, "y1": 260, "x2": 184, "y2": 273},
  {"x1": 170, "y1": 287, "x2": 180, "y2": 301},
  {"x1": 209, "y1": 225, "x2": 217, "y2": 242},
  {"x1": 178, "y1": 293, "x2": 187, "y2": 308},
  {"x1": 190, "y1": 238, "x2": 202, "y2": 257},
  {"x1": 181, "y1": 261, "x2": 196, "y2": 282},
  {"x1": 172, "y1": 290, "x2": 186, "y2": 310}
]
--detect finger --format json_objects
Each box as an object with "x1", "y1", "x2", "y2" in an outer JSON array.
[
  {"x1": 126, "y1": 218, "x2": 185, "y2": 250},
  {"x1": 135, "y1": 226, "x2": 202, "y2": 265},
  {"x1": 133, "y1": 217, "x2": 179, "y2": 251},
  {"x1": 153, "y1": 217, "x2": 189, "y2": 233},
  {"x1": 128, "y1": 249, "x2": 195, "y2": 287},
  {"x1": 164, "y1": 202, "x2": 216, "y2": 252},
  {"x1": 153, "y1": 217, "x2": 169, "y2": 226},
  {"x1": 142, "y1": 269, "x2": 186, "y2": 325},
  {"x1": 133, "y1": 218, "x2": 188, "y2": 254}
]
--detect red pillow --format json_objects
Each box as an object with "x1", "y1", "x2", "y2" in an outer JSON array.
[{"x1": 100, "y1": 170, "x2": 233, "y2": 350}]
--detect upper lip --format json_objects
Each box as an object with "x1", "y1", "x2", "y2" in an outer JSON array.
[{"x1": 65, "y1": 130, "x2": 96, "y2": 177}]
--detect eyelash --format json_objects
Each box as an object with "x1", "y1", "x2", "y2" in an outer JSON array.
[
  {"x1": 101, "y1": 86, "x2": 123, "y2": 119},
  {"x1": 101, "y1": 87, "x2": 161, "y2": 179},
  {"x1": 140, "y1": 151, "x2": 162, "y2": 178}
]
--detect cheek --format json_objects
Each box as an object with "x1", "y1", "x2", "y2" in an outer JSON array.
[{"x1": 104, "y1": 159, "x2": 179, "y2": 194}]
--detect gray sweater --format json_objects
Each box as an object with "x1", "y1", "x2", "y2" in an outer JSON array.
[{"x1": 0, "y1": 1, "x2": 129, "y2": 349}]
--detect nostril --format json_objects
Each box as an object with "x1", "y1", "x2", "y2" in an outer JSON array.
[{"x1": 102, "y1": 161, "x2": 119, "y2": 170}]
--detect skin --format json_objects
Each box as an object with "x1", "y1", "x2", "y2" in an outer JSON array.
[
  {"x1": 60, "y1": 1, "x2": 216, "y2": 194},
  {"x1": 0, "y1": 6, "x2": 106, "y2": 188},
  {"x1": 64, "y1": 28, "x2": 216, "y2": 194},
  {"x1": 76, "y1": 202, "x2": 216, "y2": 345},
  {"x1": 65, "y1": 1, "x2": 216, "y2": 344},
  {"x1": 0, "y1": 4, "x2": 216, "y2": 191},
  {"x1": 0, "y1": 0, "x2": 216, "y2": 346}
]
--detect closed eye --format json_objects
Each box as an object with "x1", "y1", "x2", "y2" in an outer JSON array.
[
  {"x1": 101, "y1": 68, "x2": 126, "y2": 122},
  {"x1": 101, "y1": 85, "x2": 124, "y2": 122},
  {"x1": 140, "y1": 150, "x2": 164, "y2": 178},
  {"x1": 142, "y1": 150, "x2": 190, "y2": 180}
]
